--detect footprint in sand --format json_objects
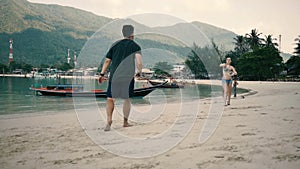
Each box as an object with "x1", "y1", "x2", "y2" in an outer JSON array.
[
  {"x1": 282, "y1": 118, "x2": 294, "y2": 122},
  {"x1": 241, "y1": 132, "x2": 256, "y2": 136},
  {"x1": 227, "y1": 155, "x2": 251, "y2": 162},
  {"x1": 214, "y1": 155, "x2": 225, "y2": 158},
  {"x1": 223, "y1": 137, "x2": 232, "y2": 141},
  {"x1": 296, "y1": 146, "x2": 300, "y2": 152},
  {"x1": 273, "y1": 154, "x2": 300, "y2": 162}
]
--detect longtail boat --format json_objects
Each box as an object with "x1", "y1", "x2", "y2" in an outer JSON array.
[
  {"x1": 148, "y1": 80, "x2": 184, "y2": 88},
  {"x1": 30, "y1": 83, "x2": 165, "y2": 98}
]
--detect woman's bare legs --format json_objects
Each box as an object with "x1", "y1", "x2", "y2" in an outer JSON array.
[
  {"x1": 222, "y1": 82, "x2": 233, "y2": 106},
  {"x1": 223, "y1": 83, "x2": 228, "y2": 106},
  {"x1": 227, "y1": 83, "x2": 232, "y2": 105}
]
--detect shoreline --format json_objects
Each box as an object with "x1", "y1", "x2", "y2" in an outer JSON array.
[
  {"x1": 1, "y1": 73, "x2": 300, "y2": 82},
  {"x1": 0, "y1": 80, "x2": 294, "y2": 119},
  {"x1": 0, "y1": 78, "x2": 256, "y2": 118},
  {"x1": 0, "y1": 73, "x2": 98, "y2": 79},
  {"x1": 0, "y1": 81, "x2": 299, "y2": 169}
]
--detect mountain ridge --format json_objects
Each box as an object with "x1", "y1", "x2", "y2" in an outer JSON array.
[
  {"x1": 0, "y1": 0, "x2": 238, "y2": 66},
  {"x1": 0, "y1": 0, "x2": 112, "y2": 37}
]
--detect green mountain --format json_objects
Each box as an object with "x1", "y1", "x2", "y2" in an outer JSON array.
[
  {"x1": 153, "y1": 21, "x2": 236, "y2": 50},
  {"x1": 191, "y1": 21, "x2": 236, "y2": 50},
  {"x1": 0, "y1": 0, "x2": 111, "y2": 66},
  {"x1": 0, "y1": 0, "x2": 237, "y2": 67},
  {"x1": 0, "y1": 0, "x2": 111, "y2": 37}
]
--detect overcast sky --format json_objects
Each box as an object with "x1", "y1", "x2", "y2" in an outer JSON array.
[{"x1": 28, "y1": 0, "x2": 300, "y2": 54}]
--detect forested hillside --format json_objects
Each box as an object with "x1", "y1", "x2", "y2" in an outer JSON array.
[{"x1": 0, "y1": 0, "x2": 237, "y2": 67}]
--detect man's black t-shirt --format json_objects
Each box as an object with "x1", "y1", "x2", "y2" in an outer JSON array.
[{"x1": 106, "y1": 39, "x2": 141, "y2": 81}]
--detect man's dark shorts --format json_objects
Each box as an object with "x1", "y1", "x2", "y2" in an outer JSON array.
[{"x1": 106, "y1": 78, "x2": 134, "y2": 99}]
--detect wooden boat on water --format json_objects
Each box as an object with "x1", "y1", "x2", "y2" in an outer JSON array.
[
  {"x1": 30, "y1": 83, "x2": 165, "y2": 98},
  {"x1": 148, "y1": 80, "x2": 184, "y2": 88}
]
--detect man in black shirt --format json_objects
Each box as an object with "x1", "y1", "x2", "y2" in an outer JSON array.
[{"x1": 98, "y1": 25, "x2": 142, "y2": 131}]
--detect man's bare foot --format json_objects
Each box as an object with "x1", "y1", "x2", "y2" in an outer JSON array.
[
  {"x1": 123, "y1": 123, "x2": 133, "y2": 128},
  {"x1": 104, "y1": 121, "x2": 112, "y2": 131},
  {"x1": 104, "y1": 124, "x2": 111, "y2": 131}
]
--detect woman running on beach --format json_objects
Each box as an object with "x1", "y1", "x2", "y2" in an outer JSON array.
[{"x1": 220, "y1": 57, "x2": 237, "y2": 106}]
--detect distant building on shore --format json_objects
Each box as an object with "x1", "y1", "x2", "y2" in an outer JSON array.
[
  {"x1": 9, "y1": 38, "x2": 13, "y2": 64},
  {"x1": 170, "y1": 64, "x2": 194, "y2": 79}
]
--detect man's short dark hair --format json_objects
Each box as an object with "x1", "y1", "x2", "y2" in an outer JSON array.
[{"x1": 122, "y1": 25, "x2": 134, "y2": 37}]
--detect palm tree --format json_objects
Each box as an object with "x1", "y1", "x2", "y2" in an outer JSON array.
[
  {"x1": 294, "y1": 35, "x2": 300, "y2": 56},
  {"x1": 245, "y1": 29, "x2": 263, "y2": 50},
  {"x1": 233, "y1": 35, "x2": 249, "y2": 54},
  {"x1": 263, "y1": 34, "x2": 278, "y2": 49}
]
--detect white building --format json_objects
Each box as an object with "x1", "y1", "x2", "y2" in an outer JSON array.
[
  {"x1": 142, "y1": 68, "x2": 154, "y2": 78},
  {"x1": 171, "y1": 64, "x2": 195, "y2": 79}
]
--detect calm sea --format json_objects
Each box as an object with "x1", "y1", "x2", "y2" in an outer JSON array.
[{"x1": 0, "y1": 77, "x2": 246, "y2": 116}]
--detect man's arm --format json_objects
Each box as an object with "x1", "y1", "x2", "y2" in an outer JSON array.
[
  {"x1": 101, "y1": 58, "x2": 111, "y2": 75},
  {"x1": 98, "y1": 58, "x2": 111, "y2": 83},
  {"x1": 135, "y1": 53, "x2": 142, "y2": 76}
]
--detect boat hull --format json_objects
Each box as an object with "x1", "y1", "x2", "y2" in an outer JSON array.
[
  {"x1": 148, "y1": 80, "x2": 184, "y2": 88},
  {"x1": 30, "y1": 85, "x2": 158, "y2": 98}
]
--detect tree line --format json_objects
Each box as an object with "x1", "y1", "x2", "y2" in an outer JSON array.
[
  {"x1": 0, "y1": 61, "x2": 74, "y2": 74},
  {"x1": 2, "y1": 28, "x2": 300, "y2": 81},
  {"x1": 185, "y1": 29, "x2": 300, "y2": 81}
]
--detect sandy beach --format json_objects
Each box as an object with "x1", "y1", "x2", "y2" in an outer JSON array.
[{"x1": 0, "y1": 81, "x2": 299, "y2": 169}]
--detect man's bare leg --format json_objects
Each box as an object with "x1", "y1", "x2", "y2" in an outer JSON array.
[
  {"x1": 104, "y1": 98, "x2": 114, "y2": 131},
  {"x1": 123, "y1": 99, "x2": 132, "y2": 127}
]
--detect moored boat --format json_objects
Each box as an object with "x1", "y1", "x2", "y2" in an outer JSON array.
[
  {"x1": 30, "y1": 83, "x2": 164, "y2": 98},
  {"x1": 148, "y1": 80, "x2": 184, "y2": 88}
]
